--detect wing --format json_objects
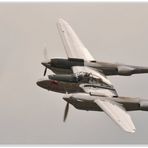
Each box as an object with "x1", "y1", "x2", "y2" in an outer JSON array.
[
  {"x1": 57, "y1": 18, "x2": 95, "y2": 61},
  {"x1": 94, "y1": 98, "x2": 136, "y2": 133}
]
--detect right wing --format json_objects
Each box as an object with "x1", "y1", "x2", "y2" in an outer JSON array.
[
  {"x1": 94, "y1": 98, "x2": 136, "y2": 133},
  {"x1": 57, "y1": 18, "x2": 95, "y2": 61}
]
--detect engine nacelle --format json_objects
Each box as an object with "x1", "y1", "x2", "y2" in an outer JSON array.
[
  {"x1": 50, "y1": 58, "x2": 84, "y2": 69},
  {"x1": 117, "y1": 66, "x2": 134, "y2": 76},
  {"x1": 50, "y1": 58, "x2": 71, "y2": 68},
  {"x1": 140, "y1": 101, "x2": 148, "y2": 111}
]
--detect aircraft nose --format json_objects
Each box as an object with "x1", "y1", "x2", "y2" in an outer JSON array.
[
  {"x1": 63, "y1": 94, "x2": 73, "y2": 101},
  {"x1": 41, "y1": 62, "x2": 48, "y2": 67},
  {"x1": 41, "y1": 61, "x2": 51, "y2": 67},
  {"x1": 36, "y1": 79, "x2": 48, "y2": 89},
  {"x1": 36, "y1": 80, "x2": 44, "y2": 87}
]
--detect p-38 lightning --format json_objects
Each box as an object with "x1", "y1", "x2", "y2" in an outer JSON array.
[{"x1": 37, "y1": 18, "x2": 148, "y2": 133}]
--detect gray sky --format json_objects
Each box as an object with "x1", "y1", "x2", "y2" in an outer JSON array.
[{"x1": 0, "y1": 3, "x2": 148, "y2": 144}]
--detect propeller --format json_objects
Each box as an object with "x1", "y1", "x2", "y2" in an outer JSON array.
[
  {"x1": 63, "y1": 102, "x2": 69, "y2": 122},
  {"x1": 43, "y1": 47, "x2": 48, "y2": 76},
  {"x1": 43, "y1": 47, "x2": 48, "y2": 61},
  {"x1": 43, "y1": 67, "x2": 47, "y2": 76}
]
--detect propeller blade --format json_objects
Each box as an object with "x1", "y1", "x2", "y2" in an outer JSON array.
[
  {"x1": 43, "y1": 47, "x2": 48, "y2": 60},
  {"x1": 63, "y1": 102, "x2": 69, "y2": 122},
  {"x1": 44, "y1": 67, "x2": 47, "y2": 76}
]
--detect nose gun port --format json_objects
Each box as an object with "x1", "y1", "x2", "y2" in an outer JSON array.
[
  {"x1": 36, "y1": 78, "x2": 49, "y2": 89},
  {"x1": 36, "y1": 80, "x2": 44, "y2": 88}
]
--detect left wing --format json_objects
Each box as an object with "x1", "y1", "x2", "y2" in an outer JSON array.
[{"x1": 94, "y1": 98, "x2": 136, "y2": 133}]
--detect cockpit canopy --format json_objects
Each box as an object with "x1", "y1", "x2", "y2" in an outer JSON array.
[{"x1": 74, "y1": 72, "x2": 113, "y2": 88}]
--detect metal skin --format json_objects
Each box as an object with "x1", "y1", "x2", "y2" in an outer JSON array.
[
  {"x1": 42, "y1": 58, "x2": 148, "y2": 76},
  {"x1": 37, "y1": 19, "x2": 148, "y2": 133},
  {"x1": 37, "y1": 72, "x2": 116, "y2": 94},
  {"x1": 36, "y1": 78, "x2": 83, "y2": 94},
  {"x1": 63, "y1": 94, "x2": 142, "y2": 111},
  {"x1": 36, "y1": 78, "x2": 148, "y2": 112}
]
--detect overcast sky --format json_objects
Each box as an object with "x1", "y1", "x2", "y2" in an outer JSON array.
[{"x1": 0, "y1": 3, "x2": 148, "y2": 144}]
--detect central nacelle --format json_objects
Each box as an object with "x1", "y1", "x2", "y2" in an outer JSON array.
[
  {"x1": 48, "y1": 72, "x2": 113, "y2": 90},
  {"x1": 48, "y1": 73, "x2": 91, "y2": 83}
]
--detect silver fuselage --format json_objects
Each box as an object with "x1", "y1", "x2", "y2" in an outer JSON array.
[{"x1": 36, "y1": 78, "x2": 148, "y2": 112}]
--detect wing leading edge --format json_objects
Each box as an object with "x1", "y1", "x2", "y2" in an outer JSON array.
[{"x1": 57, "y1": 18, "x2": 95, "y2": 61}]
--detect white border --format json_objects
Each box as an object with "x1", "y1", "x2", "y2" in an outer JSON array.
[
  {"x1": 0, "y1": 0, "x2": 148, "y2": 2},
  {"x1": 0, "y1": 1, "x2": 146, "y2": 148}
]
